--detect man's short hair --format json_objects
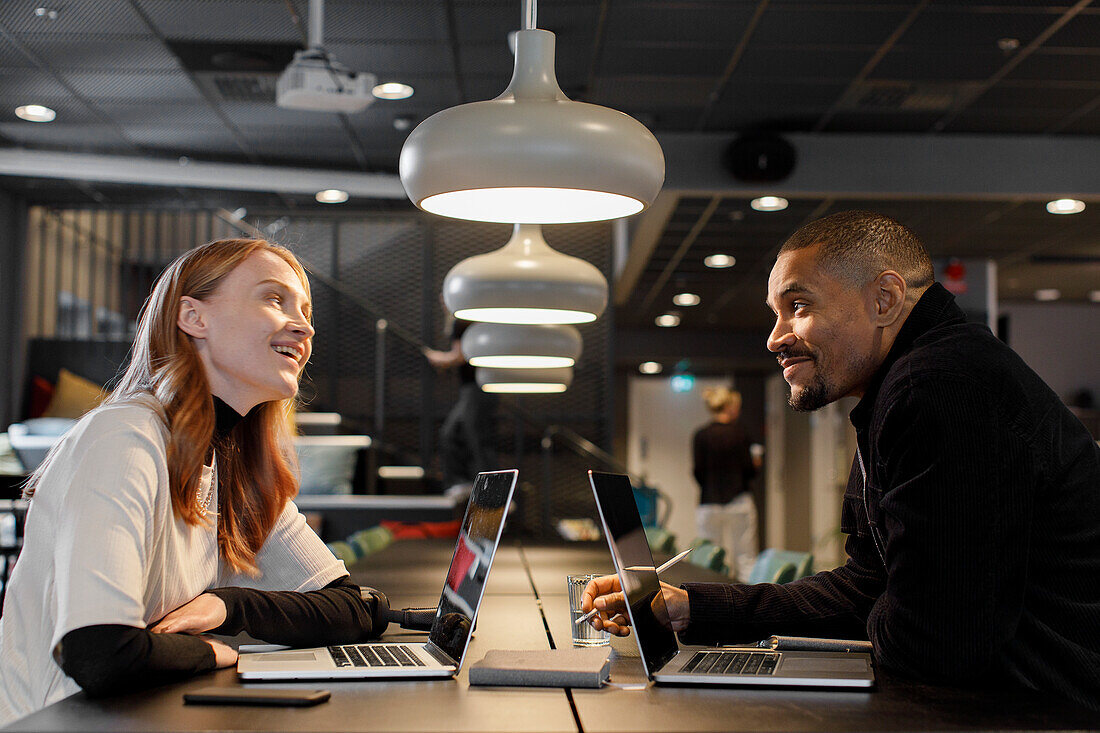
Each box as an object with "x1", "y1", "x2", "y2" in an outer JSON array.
[{"x1": 778, "y1": 210, "x2": 935, "y2": 289}]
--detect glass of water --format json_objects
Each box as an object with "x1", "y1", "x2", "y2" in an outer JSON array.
[{"x1": 567, "y1": 573, "x2": 611, "y2": 647}]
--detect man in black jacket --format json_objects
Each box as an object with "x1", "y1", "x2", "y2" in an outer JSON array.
[{"x1": 586, "y1": 211, "x2": 1100, "y2": 710}]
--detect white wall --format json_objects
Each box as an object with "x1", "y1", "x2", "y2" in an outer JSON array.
[
  {"x1": 626, "y1": 376, "x2": 729, "y2": 548},
  {"x1": 1001, "y1": 302, "x2": 1100, "y2": 402}
]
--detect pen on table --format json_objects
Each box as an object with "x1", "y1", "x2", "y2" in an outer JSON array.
[
  {"x1": 758, "y1": 635, "x2": 874, "y2": 654},
  {"x1": 574, "y1": 548, "x2": 693, "y2": 625}
]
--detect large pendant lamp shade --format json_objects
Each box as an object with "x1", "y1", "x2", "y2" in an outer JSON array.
[
  {"x1": 462, "y1": 323, "x2": 582, "y2": 369},
  {"x1": 477, "y1": 366, "x2": 573, "y2": 394},
  {"x1": 399, "y1": 26, "x2": 664, "y2": 224},
  {"x1": 443, "y1": 224, "x2": 607, "y2": 325}
]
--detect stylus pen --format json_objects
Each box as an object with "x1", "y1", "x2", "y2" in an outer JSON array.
[
  {"x1": 574, "y1": 548, "x2": 693, "y2": 625},
  {"x1": 760, "y1": 636, "x2": 874, "y2": 654}
]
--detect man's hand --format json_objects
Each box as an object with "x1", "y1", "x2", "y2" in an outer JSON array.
[
  {"x1": 201, "y1": 635, "x2": 238, "y2": 668},
  {"x1": 149, "y1": 593, "x2": 227, "y2": 635},
  {"x1": 581, "y1": 575, "x2": 692, "y2": 636}
]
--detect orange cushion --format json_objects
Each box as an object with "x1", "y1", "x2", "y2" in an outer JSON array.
[{"x1": 41, "y1": 369, "x2": 108, "y2": 419}]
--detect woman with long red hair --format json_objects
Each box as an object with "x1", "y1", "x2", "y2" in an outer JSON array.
[{"x1": 0, "y1": 239, "x2": 386, "y2": 724}]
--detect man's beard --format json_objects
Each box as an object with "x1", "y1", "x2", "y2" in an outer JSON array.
[
  {"x1": 788, "y1": 371, "x2": 832, "y2": 412},
  {"x1": 785, "y1": 349, "x2": 874, "y2": 412}
]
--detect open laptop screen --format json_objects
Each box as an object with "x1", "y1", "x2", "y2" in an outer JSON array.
[
  {"x1": 427, "y1": 470, "x2": 516, "y2": 666},
  {"x1": 589, "y1": 471, "x2": 680, "y2": 678}
]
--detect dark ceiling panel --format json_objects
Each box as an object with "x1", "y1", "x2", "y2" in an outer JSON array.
[
  {"x1": 600, "y1": 44, "x2": 730, "y2": 77},
  {"x1": 325, "y1": 41, "x2": 454, "y2": 77},
  {"x1": 0, "y1": 40, "x2": 33, "y2": 68},
  {"x1": 944, "y1": 109, "x2": 1072, "y2": 134},
  {"x1": 971, "y1": 83, "x2": 1097, "y2": 112},
  {"x1": 120, "y1": 124, "x2": 243, "y2": 154},
  {"x1": 894, "y1": 8, "x2": 1057, "y2": 49},
  {"x1": 718, "y1": 79, "x2": 849, "y2": 110},
  {"x1": 219, "y1": 100, "x2": 347, "y2": 128},
  {"x1": 733, "y1": 46, "x2": 874, "y2": 81},
  {"x1": 751, "y1": 5, "x2": 913, "y2": 47},
  {"x1": 602, "y1": 2, "x2": 759, "y2": 47},
  {"x1": 1005, "y1": 50, "x2": 1100, "y2": 83},
  {"x1": 0, "y1": 68, "x2": 73, "y2": 98},
  {"x1": 593, "y1": 76, "x2": 717, "y2": 110},
  {"x1": 323, "y1": 1, "x2": 450, "y2": 42},
  {"x1": 822, "y1": 109, "x2": 942, "y2": 132},
  {"x1": 1, "y1": 0, "x2": 147, "y2": 35},
  {"x1": 62, "y1": 70, "x2": 204, "y2": 101},
  {"x1": 1060, "y1": 105, "x2": 1100, "y2": 134},
  {"x1": 870, "y1": 49, "x2": 1008, "y2": 81},
  {"x1": 456, "y1": 41, "x2": 512, "y2": 77},
  {"x1": 106, "y1": 101, "x2": 222, "y2": 126},
  {"x1": 21, "y1": 36, "x2": 181, "y2": 71},
  {"x1": 1025, "y1": 10, "x2": 1100, "y2": 47},
  {"x1": 136, "y1": 0, "x2": 300, "y2": 42},
  {"x1": 451, "y1": 0, "x2": 599, "y2": 43}
]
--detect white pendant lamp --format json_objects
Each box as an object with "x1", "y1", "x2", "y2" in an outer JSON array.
[
  {"x1": 477, "y1": 366, "x2": 573, "y2": 394},
  {"x1": 462, "y1": 323, "x2": 582, "y2": 369},
  {"x1": 444, "y1": 224, "x2": 607, "y2": 324},
  {"x1": 398, "y1": 1, "x2": 664, "y2": 224}
]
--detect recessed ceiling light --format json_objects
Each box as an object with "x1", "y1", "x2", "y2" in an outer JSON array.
[
  {"x1": 750, "y1": 196, "x2": 788, "y2": 212},
  {"x1": 15, "y1": 104, "x2": 55, "y2": 122},
  {"x1": 673, "y1": 292, "x2": 700, "y2": 307},
  {"x1": 1034, "y1": 288, "x2": 1061, "y2": 302},
  {"x1": 372, "y1": 82, "x2": 414, "y2": 100},
  {"x1": 704, "y1": 254, "x2": 735, "y2": 268},
  {"x1": 639, "y1": 361, "x2": 662, "y2": 375},
  {"x1": 34, "y1": 7, "x2": 59, "y2": 20},
  {"x1": 1089, "y1": 290, "x2": 1100, "y2": 303},
  {"x1": 1046, "y1": 199, "x2": 1085, "y2": 215},
  {"x1": 315, "y1": 189, "x2": 349, "y2": 204},
  {"x1": 655, "y1": 313, "x2": 680, "y2": 328}
]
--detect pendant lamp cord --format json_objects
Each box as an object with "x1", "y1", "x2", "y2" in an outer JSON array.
[
  {"x1": 308, "y1": 0, "x2": 324, "y2": 48},
  {"x1": 522, "y1": 0, "x2": 537, "y2": 30}
]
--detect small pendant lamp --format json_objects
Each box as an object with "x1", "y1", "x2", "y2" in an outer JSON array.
[
  {"x1": 477, "y1": 366, "x2": 573, "y2": 394},
  {"x1": 398, "y1": 1, "x2": 664, "y2": 224},
  {"x1": 462, "y1": 323, "x2": 582, "y2": 369},
  {"x1": 444, "y1": 224, "x2": 607, "y2": 325}
]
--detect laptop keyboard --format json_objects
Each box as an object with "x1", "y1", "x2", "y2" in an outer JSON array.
[
  {"x1": 328, "y1": 644, "x2": 425, "y2": 668},
  {"x1": 680, "y1": 650, "x2": 779, "y2": 676}
]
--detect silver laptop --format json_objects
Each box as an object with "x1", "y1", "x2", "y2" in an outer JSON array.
[
  {"x1": 238, "y1": 469, "x2": 518, "y2": 681},
  {"x1": 588, "y1": 471, "x2": 875, "y2": 689}
]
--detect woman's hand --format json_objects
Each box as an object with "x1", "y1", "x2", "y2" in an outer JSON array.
[
  {"x1": 581, "y1": 574, "x2": 692, "y2": 636},
  {"x1": 149, "y1": 593, "x2": 227, "y2": 635},
  {"x1": 200, "y1": 635, "x2": 238, "y2": 668}
]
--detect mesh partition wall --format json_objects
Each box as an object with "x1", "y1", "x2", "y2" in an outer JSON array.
[{"x1": 23, "y1": 207, "x2": 615, "y2": 537}]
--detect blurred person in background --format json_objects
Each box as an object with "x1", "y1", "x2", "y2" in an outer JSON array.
[
  {"x1": 692, "y1": 387, "x2": 760, "y2": 580},
  {"x1": 424, "y1": 314, "x2": 497, "y2": 495}
]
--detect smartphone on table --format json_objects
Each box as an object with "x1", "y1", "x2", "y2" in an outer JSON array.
[{"x1": 183, "y1": 686, "x2": 330, "y2": 707}]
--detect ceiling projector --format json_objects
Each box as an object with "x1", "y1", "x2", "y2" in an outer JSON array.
[{"x1": 276, "y1": 48, "x2": 376, "y2": 113}]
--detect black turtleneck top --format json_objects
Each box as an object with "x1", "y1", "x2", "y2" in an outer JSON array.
[
  {"x1": 678, "y1": 284, "x2": 1100, "y2": 711},
  {"x1": 57, "y1": 397, "x2": 381, "y2": 698}
]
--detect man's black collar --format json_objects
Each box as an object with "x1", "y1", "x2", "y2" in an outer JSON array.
[
  {"x1": 848, "y1": 282, "x2": 964, "y2": 429},
  {"x1": 213, "y1": 396, "x2": 247, "y2": 439}
]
